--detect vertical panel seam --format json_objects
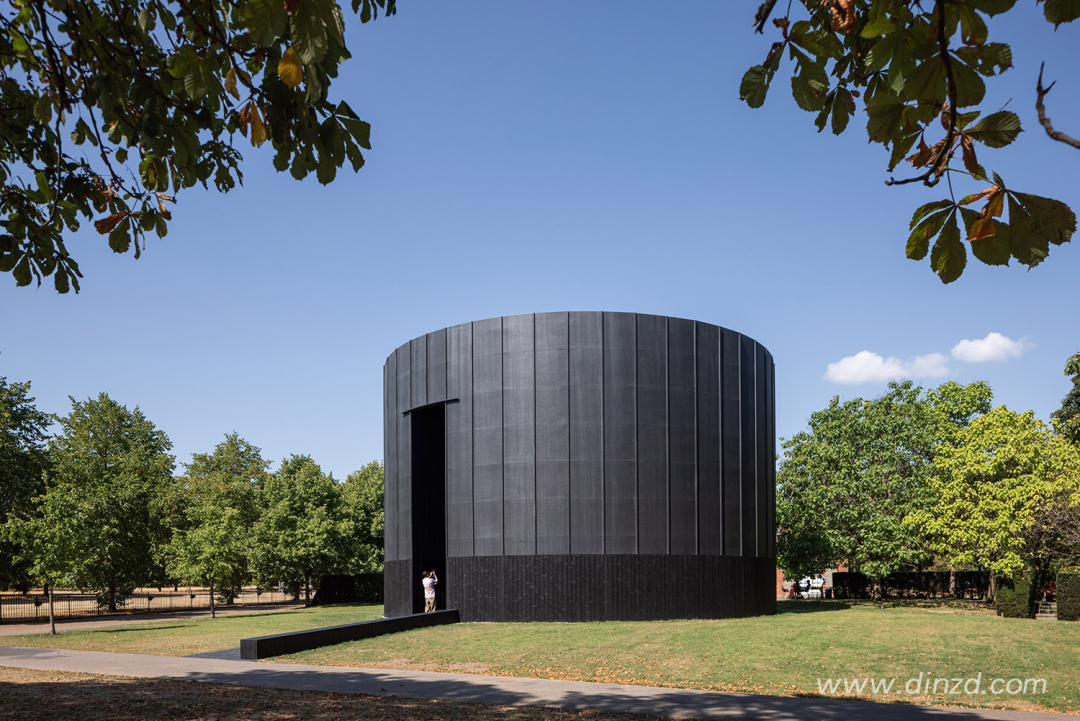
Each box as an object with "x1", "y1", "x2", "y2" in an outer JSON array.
[
  {"x1": 500, "y1": 316, "x2": 505, "y2": 557},
  {"x1": 665, "y1": 316, "x2": 670, "y2": 555},
  {"x1": 600, "y1": 312, "x2": 605, "y2": 556},
  {"x1": 533, "y1": 313, "x2": 538, "y2": 555},
  {"x1": 470, "y1": 322, "x2": 475, "y2": 557}
]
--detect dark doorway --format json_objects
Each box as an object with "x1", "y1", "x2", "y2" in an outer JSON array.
[{"x1": 410, "y1": 403, "x2": 446, "y2": 614}]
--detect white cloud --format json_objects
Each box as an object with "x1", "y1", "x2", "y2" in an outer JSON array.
[
  {"x1": 824, "y1": 351, "x2": 949, "y2": 385},
  {"x1": 951, "y1": 332, "x2": 1027, "y2": 363}
]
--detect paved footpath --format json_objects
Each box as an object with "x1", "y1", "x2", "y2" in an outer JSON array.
[{"x1": 0, "y1": 646, "x2": 1066, "y2": 721}]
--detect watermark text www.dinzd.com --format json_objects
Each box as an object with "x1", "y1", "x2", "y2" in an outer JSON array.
[{"x1": 817, "y1": 673, "x2": 1047, "y2": 696}]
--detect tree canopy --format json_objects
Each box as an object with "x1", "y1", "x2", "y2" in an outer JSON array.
[
  {"x1": 776, "y1": 379, "x2": 992, "y2": 591},
  {"x1": 0, "y1": 377, "x2": 52, "y2": 590},
  {"x1": 1, "y1": 0, "x2": 394, "y2": 292},
  {"x1": 744, "y1": 0, "x2": 1077, "y2": 283},
  {"x1": 168, "y1": 432, "x2": 268, "y2": 614},
  {"x1": 12, "y1": 393, "x2": 176, "y2": 610},
  {"x1": 907, "y1": 406, "x2": 1080, "y2": 586},
  {"x1": 250, "y1": 454, "x2": 352, "y2": 600},
  {"x1": 1052, "y1": 352, "x2": 1080, "y2": 444}
]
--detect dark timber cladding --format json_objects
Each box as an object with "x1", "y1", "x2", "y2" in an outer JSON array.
[{"x1": 382, "y1": 312, "x2": 776, "y2": 621}]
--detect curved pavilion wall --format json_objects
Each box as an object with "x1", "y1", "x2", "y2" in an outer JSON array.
[{"x1": 383, "y1": 312, "x2": 776, "y2": 622}]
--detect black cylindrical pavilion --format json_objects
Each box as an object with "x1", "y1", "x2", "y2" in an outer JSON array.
[{"x1": 383, "y1": 312, "x2": 776, "y2": 622}]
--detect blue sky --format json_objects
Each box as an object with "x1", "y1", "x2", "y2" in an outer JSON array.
[{"x1": 2, "y1": 2, "x2": 1077, "y2": 479}]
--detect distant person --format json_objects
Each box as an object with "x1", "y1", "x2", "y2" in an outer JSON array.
[{"x1": 422, "y1": 571, "x2": 438, "y2": 613}]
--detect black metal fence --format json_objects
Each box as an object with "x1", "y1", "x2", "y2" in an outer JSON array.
[{"x1": 0, "y1": 586, "x2": 296, "y2": 625}]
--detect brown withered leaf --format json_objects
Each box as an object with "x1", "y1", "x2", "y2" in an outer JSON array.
[
  {"x1": 826, "y1": 0, "x2": 856, "y2": 34},
  {"x1": 967, "y1": 187, "x2": 1005, "y2": 242},
  {"x1": 94, "y1": 212, "x2": 128, "y2": 235},
  {"x1": 225, "y1": 67, "x2": 240, "y2": 100},
  {"x1": 960, "y1": 135, "x2": 979, "y2": 175},
  {"x1": 906, "y1": 136, "x2": 946, "y2": 169},
  {"x1": 959, "y1": 185, "x2": 999, "y2": 206},
  {"x1": 237, "y1": 104, "x2": 250, "y2": 137},
  {"x1": 249, "y1": 103, "x2": 267, "y2": 147}
]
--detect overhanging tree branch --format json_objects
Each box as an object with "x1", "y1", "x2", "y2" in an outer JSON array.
[{"x1": 1037, "y1": 62, "x2": 1080, "y2": 151}]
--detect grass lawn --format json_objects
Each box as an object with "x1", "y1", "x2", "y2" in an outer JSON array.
[
  {"x1": 0, "y1": 667, "x2": 652, "y2": 721},
  {"x1": 3, "y1": 600, "x2": 1077, "y2": 714},
  {"x1": 0, "y1": 604, "x2": 384, "y2": 657}
]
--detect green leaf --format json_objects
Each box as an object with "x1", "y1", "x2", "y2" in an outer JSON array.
[
  {"x1": 33, "y1": 96, "x2": 54, "y2": 125},
  {"x1": 965, "y1": 111, "x2": 1021, "y2": 148},
  {"x1": 1012, "y1": 192, "x2": 1076, "y2": 247},
  {"x1": 739, "y1": 66, "x2": 772, "y2": 109},
  {"x1": 1042, "y1": 0, "x2": 1080, "y2": 27},
  {"x1": 861, "y1": 17, "x2": 896, "y2": 37},
  {"x1": 183, "y1": 60, "x2": 209, "y2": 100},
  {"x1": 340, "y1": 117, "x2": 371, "y2": 150},
  {"x1": 54, "y1": 268, "x2": 70, "y2": 294},
  {"x1": 910, "y1": 199, "x2": 954, "y2": 229},
  {"x1": 831, "y1": 89, "x2": 851, "y2": 134},
  {"x1": 13, "y1": 256, "x2": 31, "y2": 287},
  {"x1": 960, "y1": 207, "x2": 1011, "y2": 266},
  {"x1": 792, "y1": 23, "x2": 843, "y2": 58},
  {"x1": 791, "y1": 74, "x2": 826, "y2": 112},
  {"x1": 930, "y1": 211, "x2": 966, "y2": 283},
  {"x1": 243, "y1": 0, "x2": 287, "y2": 46},
  {"x1": 952, "y1": 58, "x2": 986, "y2": 107},
  {"x1": 291, "y1": 0, "x2": 329, "y2": 65},
  {"x1": 138, "y1": 6, "x2": 156, "y2": 33},
  {"x1": 865, "y1": 34, "x2": 899, "y2": 73},
  {"x1": 905, "y1": 56, "x2": 946, "y2": 105},
  {"x1": 970, "y1": 0, "x2": 1017, "y2": 16},
  {"x1": 866, "y1": 92, "x2": 906, "y2": 144},
  {"x1": 954, "y1": 43, "x2": 1013, "y2": 77},
  {"x1": 958, "y1": 5, "x2": 989, "y2": 46},
  {"x1": 154, "y1": 215, "x2": 168, "y2": 238},
  {"x1": 108, "y1": 217, "x2": 132, "y2": 253},
  {"x1": 1007, "y1": 195, "x2": 1048, "y2": 267},
  {"x1": 888, "y1": 130, "x2": 920, "y2": 171},
  {"x1": 907, "y1": 207, "x2": 952, "y2": 260}
]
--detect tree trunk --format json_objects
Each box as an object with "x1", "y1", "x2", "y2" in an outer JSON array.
[
  {"x1": 304, "y1": 574, "x2": 311, "y2": 603},
  {"x1": 988, "y1": 573, "x2": 995, "y2": 603},
  {"x1": 870, "y1": 579, "x2": 883, "y2": 602},
  {"x1": 949, "y1": 566, "x2": 956, "y2": 598},
  {"x1": 209, "y1": 579, "x2": 216, "y2": 619},
  {"x1": 107, "y1": 582, "x2": 117, "y2": 613},
  {"x1": 47, "y1": 582, "x2": 56, "y2": 635}
]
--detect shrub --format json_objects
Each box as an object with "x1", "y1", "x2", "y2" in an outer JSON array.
[
  {"x1": 1058, "y1": 571, "x2": 1080, "y2": 622},
  {"x1": 995, "y1": 573, "x2": 1035, "y2": 618}
]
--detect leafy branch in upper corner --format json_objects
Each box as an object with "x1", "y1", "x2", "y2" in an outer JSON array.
[
  {"x1": 742, "y1": 0, "x2": 1078, "y2": 283},
  {"x1": 0, "y1": 0, "x2": 394, "y2": 293}
]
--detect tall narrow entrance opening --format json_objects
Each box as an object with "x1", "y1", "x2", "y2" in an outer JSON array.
[{"x1": 410, "y1": 403, "x2": 446, "y2": 614}]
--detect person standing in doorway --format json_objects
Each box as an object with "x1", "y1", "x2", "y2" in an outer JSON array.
[{"x1": 422, "y1": 571, "x2": 438, "y2": 613}]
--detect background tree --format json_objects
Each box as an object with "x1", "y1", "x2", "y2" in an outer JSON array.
[
  {"x1": 744, "y1": 0, "x2": 1076, "y2": 283},
  {"x1": 167, "y1": 432, "x2": 268, "y2": 615},
  {"x1": 1, "y1": 0, "x2": 394, "y2": 292},
  {"x1": 250, "y1": 454, "x2": 351, "y2": 601},
  {"x1": 777, "y1": 381, "x2": 938, "y2": 596},
  {"x1": 1052, "y1": 352, "x2": 1080, "y2": 445},
  {"x1": 0, "y1": 377, "x2": 52, "y2": 591},
  {"x1": 24, "y1": 393, "x2": 176, "y2": 611},
  {"x1": 342, "y1": 460, "x2": 383, "y2": 573},
  {"x1": 776, "y1": 379, "x2": 991, "y2": 597},
  {"x1": 908, "y1": 406, "x2": 1080, "y2": 599}
]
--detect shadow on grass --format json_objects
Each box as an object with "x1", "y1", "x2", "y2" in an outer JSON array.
[{"x1": 776, "y1": 600, "x2": 851, "y2": 614}]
